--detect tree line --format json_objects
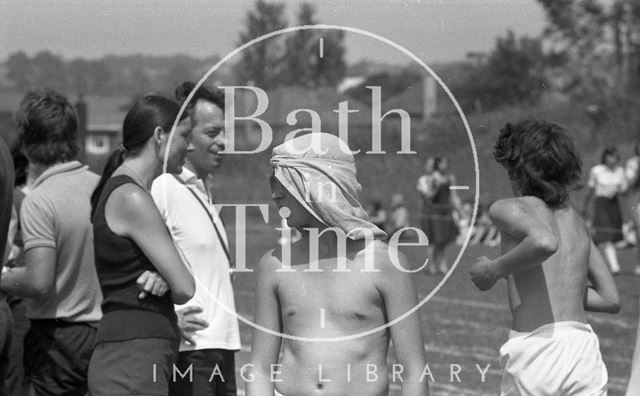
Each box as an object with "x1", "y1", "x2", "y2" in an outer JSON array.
[{"x1": 4, "y1": 0, "x2": 634, "y2": 116}]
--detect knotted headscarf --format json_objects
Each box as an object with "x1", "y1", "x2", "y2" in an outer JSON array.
[{"x1": 270, "y1": 133, "x2": 386, "y2": 240}]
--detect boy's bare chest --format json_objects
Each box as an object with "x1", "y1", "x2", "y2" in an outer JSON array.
[{"x1": 277, "y1": 270, "x2": 385, "y2": 326}]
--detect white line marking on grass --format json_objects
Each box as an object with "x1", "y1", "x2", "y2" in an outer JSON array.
[
  {"x1": 429, "y1": 295, "x2": 508, "y2": 311},
  {"x1": 319, "y1": 38, "x2": 324, "y2": 58},
  {"x1": 449, "y1": 185, "x2": 469, "y2": 190}
]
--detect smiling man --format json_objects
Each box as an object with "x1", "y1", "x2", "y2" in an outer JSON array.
[{"x1": 151, "y1": 82, "x2": 240, "y2": 396}]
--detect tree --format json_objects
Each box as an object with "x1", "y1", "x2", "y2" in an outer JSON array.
[
  {"x1": 537, "y1": 0, "x2": 640, "y2": 101},
  {"x1": 450, "y1": 30, "x2": 551, "y2": 111},
  {"x1": 483, "y1": 31, "x2": 550, "y2": 105},
  {"x1": 284, "y1": 2, "x2": 347, "y2": 88},
  {"x1": 235, "y1": 0, "x2": 288, "y2": 89},
  {"x1": 31, "y1": 51, "x2": 67, "y2": 91},
  {"x1": 6, "y1": 51, "x2": 34, "y2": 90},
  {"x1": 68, "y1": 59, "x2": 111, "y2": 95}
]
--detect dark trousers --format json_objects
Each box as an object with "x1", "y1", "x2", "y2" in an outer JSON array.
[
  {"x1": 0, "y1": 296, "x2": 14, "y2": 396},
  {"x1": 169, "y1": 349, "x2": 237, "y2": 396},
  {"x1": 24, "y1": 319, "x2": 96, "y2": 396},
  {"x1": 5, "y1": 298, "x2": 28, "y2": 396},
  {"x1": 88, "y1": 338, "x2": 179, "y2": 396}
]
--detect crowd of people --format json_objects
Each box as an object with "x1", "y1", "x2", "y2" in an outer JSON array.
[{"x1": 0, "y1": 84, "x2": 636, "y2": 396}]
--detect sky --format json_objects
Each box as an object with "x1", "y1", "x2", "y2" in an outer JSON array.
[{"x1": 0, "y1": 0, "x2": 547, "y2": 65}]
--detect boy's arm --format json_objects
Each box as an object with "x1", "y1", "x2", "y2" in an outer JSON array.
[
  {"x1": 584, "y1": 240, "x2": 620, "y2": 313},
  {"x1": 2, "y1": 195, "x2": 56, "y2": 298},
  {"x1": 378, "y1": 251, "x2": 429, "y2": 396},
  {"x1": 470, "y1": 199, "x2": 558, "y2": 291},
  {"x1": 247, "y1": 251, "x2": 282, "y2": 396}
]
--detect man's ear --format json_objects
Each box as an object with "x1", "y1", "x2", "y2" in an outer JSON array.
[{"x1": 153, "y1": 126, "x2": 165, "y2": 145}]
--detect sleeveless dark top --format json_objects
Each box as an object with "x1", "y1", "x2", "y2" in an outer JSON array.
[{"x1": 92, "y1": 175, "x2": 178, "y2": 344}]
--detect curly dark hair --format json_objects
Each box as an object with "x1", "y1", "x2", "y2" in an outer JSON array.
[{"x1": 493, "y1": 120, "x2": 582, "y2": 207}]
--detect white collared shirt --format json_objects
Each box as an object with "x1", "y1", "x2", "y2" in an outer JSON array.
[
  {"x1": 151, "y1": 168, "x2": 240, "y2": 351},
  {"x1": 588, "y1": 164, "x2": 627, "y2": 198}
]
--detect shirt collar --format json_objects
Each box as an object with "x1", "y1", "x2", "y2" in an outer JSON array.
[
  {"x1": 177, "y1": 167, "x2": 198, "y2": 186},
  {"x1": 33, "y1": 161, "x2": 85, "y2": 189}
]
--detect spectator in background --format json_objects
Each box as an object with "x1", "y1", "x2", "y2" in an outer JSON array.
[
  {"x1": 0, "y1": 89, "x2": 102, "y2": 395},
  {"x1": 389, "y1": 193, "x2": 410, "y2": 236},
  {"x1": 3, "y1": 149, "x2": 30, "y2": 396},
  {"x1": 584, "y1": 146, "x2": 627, "y2": 274},
  {"x1": 417, "y1": 157, "x2": 437, "y2": 274},
  {"x1": 0, "y1": 136, "x2": 14, "y2": 396},
  {"x1": 366, "y1": 199, "x2": 388, "y2": 234},
  {"x1": 422, "y1": 155, "x2": 463, "y2": 275},
  {"x1": 625, "y1": 139, "x2": 640, "y2": 275}
]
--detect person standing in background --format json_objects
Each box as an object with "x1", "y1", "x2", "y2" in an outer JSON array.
[
  {"x1": 422, "y1": 155, "x2": 462, "y2": 275},
  {"x1": 0, "y1": 136, "x2": 14, "y2": 396},
  {"x1": 389, "y1": 193, "x2": 410, "y2": 236},
  {"x1": 625, "y1": 139, "x2": 640, "y2": 275},
  {"x1": 366, "y1": 200, "x2": 388, "y2": 234},
  {"x1": 3, "y1": 149, "x2": 30, "y2": 396},
  {"x1": 584, "y1": 146, "x2": 627, "y2": 274},
  {"x1": 417, "y1": 156, "x2": 437, "y2": 274}
]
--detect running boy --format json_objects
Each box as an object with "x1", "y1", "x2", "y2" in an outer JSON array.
[
  {"x1": 470, "y1": 120, "x2": 620, "y2": 395},
  {"x1": 247, "y1": 133, "x2": 428, "y2": 396}
]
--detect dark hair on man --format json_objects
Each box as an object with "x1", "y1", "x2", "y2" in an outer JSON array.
[
  {"x1": 600, "y1": 145, "x2": 620, "y2": 164},
  {"x1": 174, "y1": 81, "x2": 225, "y2": 112},
  {"x1": 493, "y1": 119, "x2": 582, "y2": 207},
  {"x1": 15, "y1": 88, "x2": 79, "y2": 165}
]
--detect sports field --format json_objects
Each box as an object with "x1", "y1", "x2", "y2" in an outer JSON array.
[{"x1": 226, "y1": 220, "x2": 637, "y2": 396}]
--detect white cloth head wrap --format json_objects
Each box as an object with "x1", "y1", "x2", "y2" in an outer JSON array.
[{"x1": 270, "y1": 133, "x2": 386, "y2": 240}]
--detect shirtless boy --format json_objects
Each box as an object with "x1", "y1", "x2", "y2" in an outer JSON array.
[
  {"x1": 470, "y1": 120, "x2": 620, "y2": 395},
  {"x1": 247, "y1": 133, "x2": 428, "y2": 396}
]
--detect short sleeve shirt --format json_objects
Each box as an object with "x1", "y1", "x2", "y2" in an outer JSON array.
[
  {"x1": 588, "y1": 164, "x2": 627, "y2": 199},
  {"x1": 21, "y1": 161, "x2": 102, "y2": 322}
]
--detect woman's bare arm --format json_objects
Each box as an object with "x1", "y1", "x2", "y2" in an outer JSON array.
[{"x1": 106, "y1": 184, "x2": 194, "y2": 304}]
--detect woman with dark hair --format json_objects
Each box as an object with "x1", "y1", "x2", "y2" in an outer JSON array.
[
  {"x1": 422, "y1": 155, "x2": 463, "y2": 275},
  {"x1": 584, "y1": 146, "x2": 627, "y2": 274},
  {"x1": 87, "y1": 95, "x2": 195, "y2": 395},
  {"x1": 626, "y1": 139, "x2": 640, "y2": 275}
]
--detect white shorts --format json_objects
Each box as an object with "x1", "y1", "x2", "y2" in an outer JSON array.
[{"x1": 500, "y1": 321, "x2": 608, "y2": 396}]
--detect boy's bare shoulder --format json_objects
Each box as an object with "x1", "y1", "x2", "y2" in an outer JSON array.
[
  {"x1": 489, "y1": 196, "x2": 550, "y2": 222},
  {"x1": 257, "y1": 248, "x2": 284, "y2": 277}
]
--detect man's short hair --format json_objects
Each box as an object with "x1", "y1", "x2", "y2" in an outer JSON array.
[
  {"x1": 16, "y1": 88, "x2": 79, "y2": 166},
  {"x1": 493, "y1": 119, "x2": 582, "y2": 207},
  {"x1": 174, "y1": 81, "x2": 225, "y2": 112}
]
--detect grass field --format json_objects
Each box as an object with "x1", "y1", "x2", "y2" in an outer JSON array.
[{"x1": 223, "y1": 219, "x2": 638, "y2": 396}]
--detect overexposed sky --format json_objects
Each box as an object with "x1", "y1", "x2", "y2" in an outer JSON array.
[{"x1": 0, "y1": 0, "x2": 547, "y2": 64}]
